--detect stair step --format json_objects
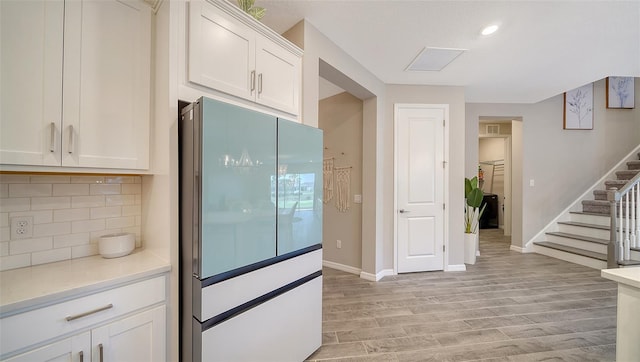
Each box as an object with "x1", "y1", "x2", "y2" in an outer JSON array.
[
  {"x1": 605, "y1": 180, "x2": 628, "y2": 190},
  {"x1": 557, "y1": 221, "x2": 609, "y2": 230},
  {"x1": 627, "y1": 160, "x2": 640, "y2": 170},
  {"x1": 593, "y1": 190, "x2": 609, "y2": 200},
  {"x1": 582, "y1": 200, "x2": 638, "y2": 215},
  {"x1": 533, "y1": 241, "x2": 607, "y2": 261},
  {"x1": 616, "y1": 170, "x2": 640, "y2": 180},
  {"x1": 556, "y1": 221, "x2": 610, "y2": 239},
  {"x1": 570, "y1": 211, "x2": 611, "y2": 227},
  {"x1": 618, "y1": 259, "x2": 640, "y2": 267},
  {"x1": 546, "y1": 231, "x2": 609, "y2": 245},
  {"x1": 582, "y1": 200, "x2": 611, "y2": 215}
]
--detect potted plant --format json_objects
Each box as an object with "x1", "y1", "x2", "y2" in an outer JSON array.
[{"x1": 464, "y1": 176, "x2": 486, "y2": 264}]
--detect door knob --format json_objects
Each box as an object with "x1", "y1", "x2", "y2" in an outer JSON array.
[{"x1": 399, "y1": 209, "x2": 410, "y2": 213}]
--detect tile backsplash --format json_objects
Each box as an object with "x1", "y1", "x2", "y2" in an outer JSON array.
[{"x1": 0, "y1": 174, "x2": 142, "y2": 271}]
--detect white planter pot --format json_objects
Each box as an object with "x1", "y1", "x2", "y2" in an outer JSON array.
[{"x1": 464, "y1": 233, "x2": 478, "y2": 265}]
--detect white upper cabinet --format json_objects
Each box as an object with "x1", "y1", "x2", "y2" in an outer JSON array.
[
  {"x1": 187, "y1": 0, "x2": 301, "y2": 116},
  {"x1": 0, "y1": 0, "x2": 151, "y2": 170},
  {"x1": 255, "y1": 35, "x2": 300, "y2": 115},
  {"x1": 0, "y1": 0, "x2": 64, "y2": 167}
]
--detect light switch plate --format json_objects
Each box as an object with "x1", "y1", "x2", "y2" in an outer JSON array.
[{"x1": 354, "y1": 194, "x2": 362, "y2": 203}]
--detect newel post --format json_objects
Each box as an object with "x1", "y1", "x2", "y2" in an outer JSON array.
[{"x1": 607, "y1": 188, "x2": 619, "y2": 268}]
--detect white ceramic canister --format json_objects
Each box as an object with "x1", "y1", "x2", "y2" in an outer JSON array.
[{"x1": 98, "y1": 232, "x2": 135, "y2": 258}]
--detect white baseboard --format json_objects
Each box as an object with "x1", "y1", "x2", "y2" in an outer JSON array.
[
  {"x1": 510, "y1": 244, "x2": 533, "y2": 253},
  {"x1": 322, "y1": 260, "x2": 361, "y2": 275},
  {"x1": 446, "y1": 264, "x2": 467, "y2": 272},
  {"x1": 360, "y1": 268, "x2": 394, "y2": 281}
]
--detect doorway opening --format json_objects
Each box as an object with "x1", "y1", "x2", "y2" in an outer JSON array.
[
  {"x1": 317, "y1": 76, "x2": 364, "y2": 273},
  {"x1": 477, "y1": 117, "x2": 523, "y2": 247}
]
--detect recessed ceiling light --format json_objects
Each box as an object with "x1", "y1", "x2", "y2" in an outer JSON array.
[{"x1": 481, "y1": 25, "x2": 499, "y2": 36}]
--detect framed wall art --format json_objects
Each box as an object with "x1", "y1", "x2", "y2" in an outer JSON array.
[
  {"x1": 607, "y1": 76, "x2": 634, "y2": 109},
  {"x1": 563, "y1": 83, "x2": 593, "y2": 130}
]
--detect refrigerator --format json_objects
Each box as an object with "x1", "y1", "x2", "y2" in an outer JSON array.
[{"x1": 180, "y1": 97, "x2": 323, "y2": 361}]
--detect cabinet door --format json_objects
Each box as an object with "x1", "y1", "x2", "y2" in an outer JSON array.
[
  {"x1": 4, "y1": 333, "x2": 90, "y2": 362},
  {"x1": 91, "y1": 305, "x2": 165, "y2": 362},
  {"x1": 255, "y1": 36, "x2": 300, "y2": 115},
  {"x1": 0, "y1": 0, "x2": 63, "y2": 166},
  {"x1": 188, "y1": 0, "x2": 256, "y2": 101},
  {"x1": 62, "y1": 0, "x2": 150, "y2": 169}
]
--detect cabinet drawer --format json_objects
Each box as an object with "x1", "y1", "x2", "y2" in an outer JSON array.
[{"x1": 0, "y1": 276, "x2": 165, "y2": 356}]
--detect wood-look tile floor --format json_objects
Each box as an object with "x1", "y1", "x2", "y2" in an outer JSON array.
[{"x1": 307, "y1": 229, "x2": 618, "y2": 362}]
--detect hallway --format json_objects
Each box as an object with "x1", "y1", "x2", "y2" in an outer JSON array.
[{"x1": 308, "y1": 229, "x2": 617, "y2": 361}]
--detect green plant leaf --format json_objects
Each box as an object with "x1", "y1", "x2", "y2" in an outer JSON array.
[
  {"x1": 466, "y1": 188, "x2": 483, "y2": 208},
  {"x1": 237, "y1": 0, "x2": 253, "y2": 11},
  {"x1": 248, "y1": 7, "x2": 266, "y2": 20}
]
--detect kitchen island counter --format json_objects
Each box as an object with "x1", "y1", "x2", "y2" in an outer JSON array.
[{"x1": 601, "y1": 267, "x2": 640, "y2": 362}]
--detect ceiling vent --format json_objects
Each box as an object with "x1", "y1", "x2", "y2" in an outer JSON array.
[
  {"x1": 406, "y1": 47, "x2": 466, "y2": 72},
  {"x1": 486, "y1": 124, "x2": 500, "y2": 135}
]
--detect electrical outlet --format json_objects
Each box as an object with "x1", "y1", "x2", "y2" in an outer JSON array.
[
  {"x1": 337, "y1": 239, "x2": 342, "y2": 249},
  {"x1": 11, "y1": 216, "x2": 33, "y2": 240}
]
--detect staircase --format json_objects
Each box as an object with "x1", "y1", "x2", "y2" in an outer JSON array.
[{"x1": 532, "y1": 151, "x2": 640, "y2": 269}]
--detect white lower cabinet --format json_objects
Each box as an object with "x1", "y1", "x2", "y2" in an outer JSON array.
[
  {"x1": 91, "y1": 306, "x2": 165, "y2": 362},
  {"x1": 0, "y1": 276, "x2": 166, "y2": 362},
  {"x1": 5, "y1": 306, "x2": 164, "y2": 362},
  {"x1": 4, "y1": 334, "x2": 90, "y2": 362}
]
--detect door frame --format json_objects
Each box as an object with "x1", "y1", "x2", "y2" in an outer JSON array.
[{"x1": 393, "y1": 103, "x2": 449, "y2": 274}]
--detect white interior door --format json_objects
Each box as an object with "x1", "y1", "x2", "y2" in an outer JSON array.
[{"x1": 395, "y1": 104, "x2": 445, "y2": 273}]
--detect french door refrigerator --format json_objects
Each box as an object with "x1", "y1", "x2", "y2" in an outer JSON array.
[{"x1": 180, "y1": 97, "x2": 323, "y2": 361}]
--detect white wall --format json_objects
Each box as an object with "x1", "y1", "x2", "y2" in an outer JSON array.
[
  {"x1": 284, "y1": 20, "x2": 388, "y2": 278},
  {"x1": 319, "y1": 92, "x2": 363, "y2": 269},
  {"x1": 146, "y1": 2, "x2": 180, "y2": 360},
  {"x1": 467, "y1": 78, "x2": 640, "y2": 248}
]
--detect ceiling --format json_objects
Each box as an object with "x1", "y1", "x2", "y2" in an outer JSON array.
[{"x1": 256, "y1": 1, "x2": 640, "y2": 103}]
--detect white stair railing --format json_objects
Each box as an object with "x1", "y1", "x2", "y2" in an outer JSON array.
[{"x1": 608, "y1": 172, "x2": 640, "y2": 268}]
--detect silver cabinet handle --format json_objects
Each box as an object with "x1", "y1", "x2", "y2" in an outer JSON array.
[
  {"x1": 99, "y1": 343, "x2": 104, "y2": 362},
  {"x1": 67, "y1": 125, "x2": 74, "y2": 154},
  {"x1": 250, "y1": 70, "x2": 256, "y2": 91},
  {"x1": 258, "y1": 73, "x2": 263, "y2": 94},
  {"x1": 399, "y1": 209, "x2": 410, "y2": 213},
  {"x1": 79, "y1": 351, "x2": 84, "y2": 362},
  {"x1": 65, "y1": 303, "x2": 113, "y2": 321},
  {"x1": 49, "y1": 122, "x2": 56, "y2": 152}
]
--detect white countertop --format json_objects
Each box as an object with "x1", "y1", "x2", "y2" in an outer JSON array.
[
  {"x1": 0, "y1": 249, "x2": 171, "y2": 316},
  {"x1": 601, "y1": 267, "x2": 640, "y2": 289}
]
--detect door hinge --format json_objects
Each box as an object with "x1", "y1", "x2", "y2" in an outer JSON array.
[
  {"x1": 443, "y1": 119, "x2": 445, "y2": 127},
  {"x1": 443, "y1": 203, "x2": 445, "y2": 210},
  {"x1": 442, "y1": 161, "x2": 447, "y2": 168},
  {"x1": 443, "y1": 245, "x2": 445, "y2": 252}
]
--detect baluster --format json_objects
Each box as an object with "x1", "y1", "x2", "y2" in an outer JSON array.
[
  {"x1": 636, "y1": 184, "x2": 640, "y2": 248},
  {"x1": 619, "y1": 200, "x2": 624, "y2": 262},
  {"x1": 632, "y1": 185, "x2": 637, "y2": 249},
  {"x1": 625, "y1": 193, "x2": 631, "y2": 261}
]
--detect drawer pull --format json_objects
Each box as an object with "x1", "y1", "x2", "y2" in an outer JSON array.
[
  {"x1": 79, "y1": 350, "x2": 84, "y2": 362},
  {"x1": 65, "y1": 303, "x2": 113, "y2": 321},
  {"x1": 99, "y1": 343, "x2": 104, "y2": 362}
]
